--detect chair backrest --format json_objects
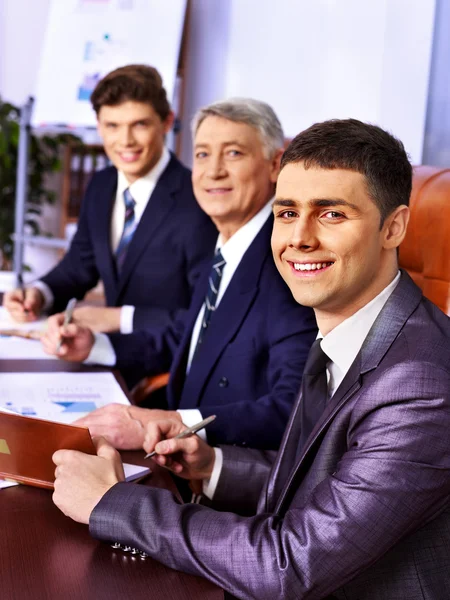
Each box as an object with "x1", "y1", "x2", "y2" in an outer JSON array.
[{"x1": 399, "y1": 166, "x2": 450, "y2": 315}]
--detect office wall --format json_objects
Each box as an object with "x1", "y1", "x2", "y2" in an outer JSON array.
[{"x1": 0, "y1": 0, "x2": 51, "y2": 104}]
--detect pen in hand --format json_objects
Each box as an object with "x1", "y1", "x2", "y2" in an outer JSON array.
[
  {"x1": 17, "y1": 273, "x2": 29, "y2": 314},
  {"x1": 145, "y1": 414, "x2": 217, "y2": 459},
  {"x1": 56, "y1": 297, "x2": 77, "y2": 354}
]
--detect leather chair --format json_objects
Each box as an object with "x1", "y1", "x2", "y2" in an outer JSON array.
[{"x1": 399, "y1": 166, "x2": 450, "y2": 316}]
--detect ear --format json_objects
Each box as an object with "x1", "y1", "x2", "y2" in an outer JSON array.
[
  {"x1": 163, "y1": 111, "x2": 175, "y2": 134},
  {"x1": 382, "y1": 205, "x2": 410, "y2": 249},
  {"x1": 269, "y1": 148, "x2": 284, "y2": 183}
]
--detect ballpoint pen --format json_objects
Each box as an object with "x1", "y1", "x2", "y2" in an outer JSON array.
[
  {"x1": 144, "y1": 414, "x2": 217, "y2": 459},
  {"x1": 56, "y1": 297, "x2": 77, "y2": 354}
]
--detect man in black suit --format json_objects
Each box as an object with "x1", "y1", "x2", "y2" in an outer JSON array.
[{"x1": 3, "y1": 64, "x2": 216, "y2": 333}]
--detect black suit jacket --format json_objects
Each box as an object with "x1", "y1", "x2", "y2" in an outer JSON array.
[{"x1": 42, "y1": 154, "x2": 217, "y2": 329}]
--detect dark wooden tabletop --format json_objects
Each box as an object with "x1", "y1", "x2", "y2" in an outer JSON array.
[{"x1": 0, "y1": 356, "x2": 224, "y2": 600}]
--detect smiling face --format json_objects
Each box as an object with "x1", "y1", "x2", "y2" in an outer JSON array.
[
  {"x1": 97, "y1": 101, "x2": 173, "y2": 184},
  {"x1": 272, "y1": 162, "x2": 409, "y2": 333},
  {"x1": 192, "y1": 116, "x2": 281, "y2": 240}
]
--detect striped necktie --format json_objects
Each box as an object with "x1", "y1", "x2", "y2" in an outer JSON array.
[
  {"x1": 193, "y1": 249, "x2": 226, "y2": 355},
  {"x1": 115, "y1": 188, "x2": 136, "y2": 273}
]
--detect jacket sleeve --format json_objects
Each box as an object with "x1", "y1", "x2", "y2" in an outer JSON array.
[
  {"x1": 108, "y1": 308, "x2": 189, "y2": 387},
  {"x1": 132, "y1": 208, "x2": 216, "y2": 331},
  {"x1": 41, "y1": 179, "x2": 100, "y2": 313},
  {"x1": 90, "y1": 361, "x2": 450, "y2": 600}
]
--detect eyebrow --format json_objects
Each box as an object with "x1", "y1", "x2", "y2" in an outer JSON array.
[
  {"x1": 273, "y1": 197, "x2": 360, "y2": 211},
  {"x1": 194, "y1": 140, "x2": 247, "y2": 149}
]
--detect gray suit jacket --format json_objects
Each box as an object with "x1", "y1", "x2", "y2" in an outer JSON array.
[{"x1": 91, "y1": 271, "x2": 450, "y2": 600}]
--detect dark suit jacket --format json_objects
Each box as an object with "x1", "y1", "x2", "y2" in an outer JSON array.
[
  {"x1": 109, "y1": 216, "x2": 317, "y2": 448},
  {"x1": 91, "y1": 272, "x2": 450, "y2": 599},
  {"x1": 42, "y1": 154, "x2": 217, "y2": 330}
]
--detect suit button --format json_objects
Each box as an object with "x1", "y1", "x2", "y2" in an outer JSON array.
[{"x1": 218, "y1": 377, "x2": 228, "y2": 388}]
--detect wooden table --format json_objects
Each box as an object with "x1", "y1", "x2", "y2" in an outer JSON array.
[{"x1": 0, "y1": 357, "x2": 223, "y2": 600}]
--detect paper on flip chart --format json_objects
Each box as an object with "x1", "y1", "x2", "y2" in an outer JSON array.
[{"x1": 0, "y1": 372, "x2": 130, "y2": 423}]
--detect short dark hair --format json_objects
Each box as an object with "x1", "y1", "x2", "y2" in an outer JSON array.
[
  {"x1": 281, "y1": 118, "x2": 412, "y2": 225},
  {"x1": 90, "y1": 64, "x2": 171, "y2": 121}
]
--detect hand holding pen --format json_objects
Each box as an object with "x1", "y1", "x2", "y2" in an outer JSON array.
[
  {"x1": 2, "y1": 277, "x2": 44, "y2": 323},
  {"x1": 143, "y1": 415, "x2": 217, "y2": 481}
]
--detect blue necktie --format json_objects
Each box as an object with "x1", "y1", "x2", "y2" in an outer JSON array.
[
  {"x1": 115, "y1": 188, "x2": 136, "y2": 273},
  {"x1": 193, "y1": 249, "x2": 226, "y2": 355}
]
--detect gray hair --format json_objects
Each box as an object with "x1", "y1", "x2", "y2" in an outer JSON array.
[{"x1": 191, "y1": 97, "x2": 284, "y2": 158}]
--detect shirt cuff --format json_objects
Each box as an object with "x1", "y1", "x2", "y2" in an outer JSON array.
[
  {"x1": 85, "y1": 333, "x2": 116, "y2": 366},
  {"x1": 33, "y1": 280, "x2": 54, "y2": 311},
  {"x1": 120, "y1": 305, "x2": 135, "y2": 334},
  {"x1": 202, "y1": 447, "x2": 223, "y2": 500},
  {"x1": 176, "y1": 409, "x2": 206, "y2": 441}
]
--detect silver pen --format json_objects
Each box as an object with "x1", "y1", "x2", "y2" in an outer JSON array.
[
  {"x1": 145, "y1": 414, "x2": 217, "y2": 459},
  {"x1": 56, "y1": 297, "x2": 77, "y2": 354}
]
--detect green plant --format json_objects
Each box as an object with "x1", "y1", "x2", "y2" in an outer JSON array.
[{"x1": 0, "y1": 97, "x2": 79, "y2": 270}]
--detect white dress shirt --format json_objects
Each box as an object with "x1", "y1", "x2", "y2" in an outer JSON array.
[
  {"x1": 203, "y1": 270, "x2": 401, "y2": 499},
  {"x1": 87, "y1": 200, "x2": 274, "y2": 449},
  {"x1": 35, "y1": 147, "x2": 171, "y2": 334}
]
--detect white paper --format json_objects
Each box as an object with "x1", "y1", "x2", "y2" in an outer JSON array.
[
  {"x1": 0, "y1": 307, "x2": 47, "y2": 332},
  {"x1": 0, "y1": 337, "x2": 54, "y2": 360},
  {"x1": 0, "y1": 372, "x2": 130, "y2": 423}
]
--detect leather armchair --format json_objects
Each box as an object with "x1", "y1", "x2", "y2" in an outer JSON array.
[{"x1": 399, "y1": 166, "x2": 450, "y2": 315}]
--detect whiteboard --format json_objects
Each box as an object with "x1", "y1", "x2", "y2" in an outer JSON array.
[{"x1": 33, "y1": 0, "x2": 186, "y2": 128}]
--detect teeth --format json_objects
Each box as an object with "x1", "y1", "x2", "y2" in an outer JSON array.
[{"x1": 293, "y1": 262, "x2": 332, "y2": 271}]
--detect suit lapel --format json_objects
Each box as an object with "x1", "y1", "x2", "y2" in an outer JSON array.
[
  {"x1": 178, "y1": 218, "x2": 273, "y2": 409},
  {"x1": 115, "y1": 156, "x2": 180, "y2": 299},
  {"x1": 93, "y1": 171, "x2": 118, "y2": 294},
  {"x1": 265, "y1": 271, "x2": 423, "y2": 514},
  {"x1": 167, "y1": 268, "x2": 211, "y2": 407}
]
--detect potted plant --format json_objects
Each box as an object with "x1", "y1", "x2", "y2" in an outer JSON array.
[{"x1": 0, "y1": 97, "x2": 79, "y2": 271}]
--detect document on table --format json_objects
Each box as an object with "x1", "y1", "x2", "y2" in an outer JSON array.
[
  {"x1": 0, "y1": 372, "x2": 130, "y2": 423},
  {"x1": 0, "y1": 307, "x2": 50, "y2": 359}
]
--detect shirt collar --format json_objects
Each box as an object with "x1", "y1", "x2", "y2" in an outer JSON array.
[
  {"x1": 117, "y1": 147, "x2": 170, "y2": 206},
  {"x1": 216, "y1": 200, "x2": 273, "y2": 270},
  {"x1": 320, "y1": 271, "x2": 401, "y2": 376}
]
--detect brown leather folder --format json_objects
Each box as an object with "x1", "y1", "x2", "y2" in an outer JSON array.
[{"x1": 0, "y1": 412, "x2": 95, "y2": 489}]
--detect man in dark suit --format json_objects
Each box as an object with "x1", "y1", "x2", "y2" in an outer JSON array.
[
  {"x1": 53, "y1": 119, "x2": 450, "y2": 599},
  {"x1": 42, "y1": 98, "x2": 317, "y2": 450},
  {"x1": 3, "y1": 64, "x2": 216, "y2": 333}
]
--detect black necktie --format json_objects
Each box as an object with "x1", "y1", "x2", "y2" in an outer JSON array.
[
  {"x1": 297, "y1": 339, "x2": 330, "y2": 454},
  {"x1": 193, "y1": 249, "x2": 226, "y2": 356}
]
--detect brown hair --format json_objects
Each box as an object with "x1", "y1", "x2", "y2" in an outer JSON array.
[
  {"x1": 281, "y1": 118, "x2": 412, "y2": 225},
  {"x1": 90, "y1": 64, "x2": 171, "y2": 121}
]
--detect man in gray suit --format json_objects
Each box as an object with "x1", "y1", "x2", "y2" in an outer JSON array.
[{"x1": 52, "y1": 119, "x2": 450, "y2": 600}]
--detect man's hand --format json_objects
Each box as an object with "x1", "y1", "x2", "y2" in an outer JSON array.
[
  {"x1": 72, "y1": 306, "x2": 122, "y2": 333},
  {"x1": 74, "y1": 405, "x2": 182, "y2": 450},
  {"x1": 52, "y1": 436, "x2": 125, "y2": 524},
  {"x1": 144, "y1": 419, "x2": 216, "y2": 481},
  {"x1": 41, "y1": 313, "x2": 95, "y2": 361},
  {"x1": 3, "y1": 287, "x2": 44, "y2": 322}
]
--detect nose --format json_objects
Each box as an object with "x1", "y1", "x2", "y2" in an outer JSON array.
[
  {"x1": 206, "y1": 154, "x2": 226, "y2": 179},
  {"x1": 289, "y1": 216, "x2": 319, "y2": 251},
  {"x1": 119, "y1": 126, "x2": 135, "y2": 147}
]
